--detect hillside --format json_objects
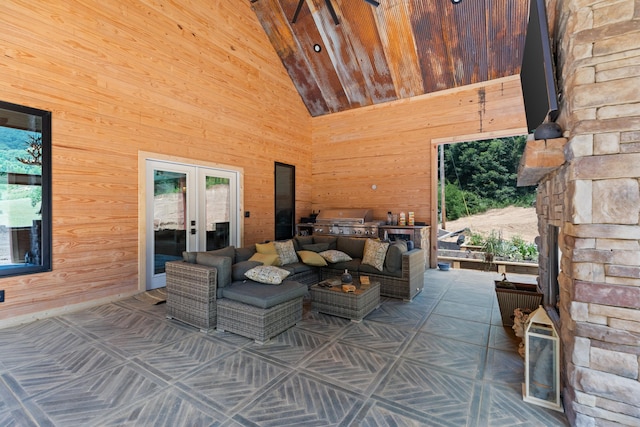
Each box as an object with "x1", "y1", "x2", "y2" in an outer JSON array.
[{"x1": 441, "y1": 206, "x2": 538, "y2": 244}]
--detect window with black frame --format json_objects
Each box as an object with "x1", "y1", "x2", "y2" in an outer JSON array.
[{"x1": 0, "y1": 100, "x2": 52, "y2": 277}]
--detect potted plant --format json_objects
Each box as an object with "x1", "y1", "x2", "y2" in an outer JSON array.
[{"x1": 494, "y1": 273, "x2": 543, "y2": 327}]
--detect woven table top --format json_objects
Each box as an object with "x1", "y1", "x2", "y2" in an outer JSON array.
[{"x1": 311, "y1": 277, "x2": 380, "y2": 296}]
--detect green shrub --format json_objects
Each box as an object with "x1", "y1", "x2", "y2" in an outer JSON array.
[
  {"x1": 441, "y1": 182, "x2": 489, "y2": 221},
  {"x1": 468, "y1": 232, "x2": 485, "y2": 246},
  {"x1": 467, "y1": 230, "x2": 538, "y2": 262},
  {"x1": 510, "y1": 235, "x2": 538, "y2": 261}
]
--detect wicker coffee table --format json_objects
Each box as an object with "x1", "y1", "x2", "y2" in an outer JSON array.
[{"x1": 310, "y1": 277, "x2": 380, "y2": 322}]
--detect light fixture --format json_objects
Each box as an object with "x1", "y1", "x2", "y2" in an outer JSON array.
[
  {"x1": 451, "y1": 0, "x2": 462, "y2": 3},
  {"x1": 313, "y1": 44, "x2": 322, "y2": 53}
]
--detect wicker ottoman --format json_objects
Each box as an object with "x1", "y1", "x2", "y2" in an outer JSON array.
[
  {"x1": 217, "y1": 297, "x2": 303, "y2": 344},
  {"x1": 310, "y1": 278, "x2": 380, "y2": 322}
]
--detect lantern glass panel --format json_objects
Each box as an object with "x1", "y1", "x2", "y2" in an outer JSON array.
[{"x1": 527, "y1": 334, "x2": 557, "y2": 402}]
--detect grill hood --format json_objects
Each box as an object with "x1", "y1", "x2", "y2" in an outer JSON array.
[{"x1": 315, "y1": 209, "x2": 373, "y2": 224}]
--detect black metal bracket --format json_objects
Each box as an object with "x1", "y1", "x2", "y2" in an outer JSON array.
[
  {"x1": 325, "y1": 0, "x2": 339, "y2": 25},
  {"x1": 292, "y1": 0, "x2": 305, "y2": 24},
  {"x1": 292, "y1": 0, "x2": 378, "y2": 25}
]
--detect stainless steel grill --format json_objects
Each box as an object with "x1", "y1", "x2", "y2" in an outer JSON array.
[{"x1": 313, "y1": 208, "x2": 382, "y2": 237}]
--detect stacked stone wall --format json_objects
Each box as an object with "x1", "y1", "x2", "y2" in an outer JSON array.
[{"x1": 537, "y1": 0, "x2": 640, "y2": 425}]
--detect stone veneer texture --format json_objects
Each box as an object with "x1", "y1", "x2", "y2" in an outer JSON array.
[{"x1": 535, "y1": 0, "x2": 640, "y2": 425}]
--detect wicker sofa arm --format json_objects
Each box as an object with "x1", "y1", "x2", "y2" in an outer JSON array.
[
  {"x1": 165, "y1": 260, "x2": 218, "y2": 331},
  {"x1": 403, "y1": 248, "x2": 425, "y2": 293},
  {"x1": 402, "y1": 248, "x2": 425, "y2": 277}
]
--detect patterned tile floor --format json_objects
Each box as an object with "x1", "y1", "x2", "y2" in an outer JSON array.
[{"x1": 0, "y1": 269, "x2": 569, "y2": 426}]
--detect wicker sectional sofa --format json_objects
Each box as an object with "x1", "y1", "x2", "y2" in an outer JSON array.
[
  {"x1": 233, "y1": 234, "x2": 425, "y2": 300},
  {"x1": 304, "y1": 235, "x2": 426, "y2": 301},
  {"x1": 165, "y1": 235, "x2": 425, "y2": 342}
]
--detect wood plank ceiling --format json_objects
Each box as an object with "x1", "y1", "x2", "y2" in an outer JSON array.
[{"x1": 251, "y1": 0, "x2": 530, "y2": 117}]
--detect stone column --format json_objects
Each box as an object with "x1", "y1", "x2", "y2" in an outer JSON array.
[{"x1": 544, "y1": 0, "x2": 640, "y2": 425}]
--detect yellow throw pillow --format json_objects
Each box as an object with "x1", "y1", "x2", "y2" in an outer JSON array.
[
  {"x1": 297, "y1": 250, "x2": 328, "y2": 267},
  {"x1": 255, "y1": 241, "x2": 277, "y2": 254},
  {"x1": 362, "y1": 239, "x2": 389, "y2": 271},
  {"x1": 249, "y1": 252, "x2": 280, "y2": 266}
]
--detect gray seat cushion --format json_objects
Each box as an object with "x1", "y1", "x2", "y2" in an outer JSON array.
[
  {"x1": 235, "y1": 245, "x2": 257, "y2": 262},
  {"x1": 301, "y1": 242, "x2": 330, "y2": 253},
  {"x1": 385, "y1": 241, "x2": 408, "y2": 273},
  {"x1": 281, "y1": 262, "x2": 314, "y2": 275},
  {"x1": 359, "y1": 263, "x2": 402, "y2": 277},
  {"x1": 222, "y1": 280, "x2": 307, "y2": 309},
  {"x1": 232, "y1": 260, "x2": 263, "y2": 281},
  {"x1": 323, "y1": 258, "x2": 361, "y2": 272},
  {"x1": 337, "y1": 237, "x2": 366, "y2": 259},
  {"x1": 193, "y1": 253, "x2": 232, "y2": 289},
  {"x1": 312, "y1": 235, "x2": 337, "y2": 250}
]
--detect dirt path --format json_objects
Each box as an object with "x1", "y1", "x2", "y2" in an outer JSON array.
[{"x1": 441, "y1": 206, "x2": 538, "y2": 243}]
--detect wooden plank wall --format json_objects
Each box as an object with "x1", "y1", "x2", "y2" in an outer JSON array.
[
  {"x1": 0, "y1": 0, "x2": 312, "y2": 324},
  {"x1": 311, "y1": 76, "x2": 528, "y2": 226},
  {"x1": 0, "y1": 0, "x2": 527, "y2": 325}
]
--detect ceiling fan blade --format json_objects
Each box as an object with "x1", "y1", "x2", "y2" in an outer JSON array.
[
  {"x1": 325, "y1": 0, "x2": 340, "y2": 25},
  {"x1": 364, "y1": 0, "x2": 380, "y2": 6},
  {"x1": 291, "y1": 0, "x2": 305, "y2": 23}
]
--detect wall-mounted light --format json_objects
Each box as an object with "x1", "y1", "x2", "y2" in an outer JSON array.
[
  {"x1": 451, "y1": 0, "x2": 462, "y2": 3},
  {"x1": 313, "y1": 44, "x2": 322, "y2": 53}
]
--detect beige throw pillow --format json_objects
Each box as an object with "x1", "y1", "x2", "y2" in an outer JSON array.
[
  {"x1": 244, "y1": 265, "x2": 290, "y2": 285},
  {"x1": 319, "y1": 250, "x2": 352, "y2": 263},
  {"x1": 274, "y1": 240, "x2": 298, "y2": 265},
  {"x1": 362, "y1": 239, "x2": 389, "y2": 271}
]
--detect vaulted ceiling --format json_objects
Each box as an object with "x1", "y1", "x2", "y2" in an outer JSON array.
[{"x1": 251, "y1": 0, "x2": 530, "y2": 117}]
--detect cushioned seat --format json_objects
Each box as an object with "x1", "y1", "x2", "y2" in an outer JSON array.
[
  {"x1": 359, "y1": 263, "x2": 403, "y2": 277},
  {"x1": 323, "y1": 259, "x2": 361, "y2": 272},
  {"x1": 221, "y1": 280, "x2": 307, "y2": 309},
  {"x1": 217, "y1": 280, "x2": 307, "y2": 344},
  {"x1": 280, "y1": 261, "x2": 314, "y2": 275}
]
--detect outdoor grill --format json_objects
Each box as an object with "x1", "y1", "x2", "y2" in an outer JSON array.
[{"x1": 313, "y1": 208, "x2": 382, "y2": 237}]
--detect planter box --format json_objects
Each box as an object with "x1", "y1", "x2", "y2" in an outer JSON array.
[{"x1": 495, "y1": 281, "x2": 543, "y2": 327}]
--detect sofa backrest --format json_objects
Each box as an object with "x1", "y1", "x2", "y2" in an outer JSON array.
[
  {"x1": 337, "y1": 237, "x2": 367, "y2": 259},
  {"x1": 385, "y1": 240, "x2": 408, "y2": 273},
  {"x1": 183, "y1": 250, "x2": 233, "y2": 289}
]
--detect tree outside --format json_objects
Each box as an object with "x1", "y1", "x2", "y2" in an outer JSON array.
[{"x1": 438, "y1": 136, "x2": 536, "y2": 222}]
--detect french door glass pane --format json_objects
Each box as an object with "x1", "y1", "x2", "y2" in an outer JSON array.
[
  {"x1": 153, "y1": 170, "x2": 187, "y2": 274},
  {"x1": 204, "y1": 175, "x2": 230, "y2": 250}
]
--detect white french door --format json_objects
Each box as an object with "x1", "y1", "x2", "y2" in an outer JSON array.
[{"x1": 145, "y1": 159, "x2": 239, "y2": 290}]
